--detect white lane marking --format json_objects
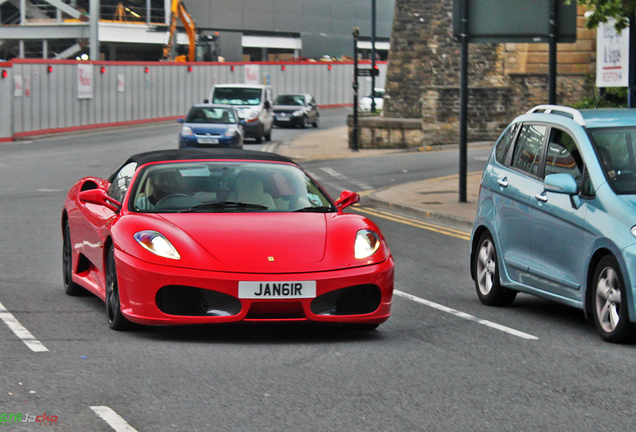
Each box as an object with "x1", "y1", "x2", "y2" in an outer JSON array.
[
  {"x1": 90, "y1": 406, "x2": 138, "y2": 432},
  {"x1": 394, "y1": 290, "x2": 538, "y2": 340},
  {"x1": 0, "y1": 301, "x2": 49, "y2": 352},
  {"x1": 320, "y1": 167, "x2": 373, "y2": 190}
]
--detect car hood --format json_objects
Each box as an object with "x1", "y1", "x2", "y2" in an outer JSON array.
[
  {"x1": 159, "y1": 212, "x2": 328, "y2": 271},
  {"x1": 233, "y1": 106, "x2": 260, "y2": 118},
  {"x1": 273, "y1": 105, "x2": 305, "y2": 112},
  {"x1": 185, "y1": 123, "x2": 235, "y2": 134}
]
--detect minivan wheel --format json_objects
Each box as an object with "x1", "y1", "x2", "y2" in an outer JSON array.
[
  {"x1": 474, "y1": 232, "x2": 517, "y2": 306},
  {"x1": 592, "y1": 255, "x2": 634, "y2": 343}
]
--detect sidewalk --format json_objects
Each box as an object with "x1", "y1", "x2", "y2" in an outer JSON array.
[{"x1": 278, "y1": 126, "x2": 485, "y2": 230}]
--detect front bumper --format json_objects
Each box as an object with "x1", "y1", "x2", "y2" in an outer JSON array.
[
  {"x1": 115, "y1": 249, "x2": 394, "y2": 326},
  {"x1": 274, "y1": 113, "x2": 303, "y2": 127},
  {"x1": 241, "y1": 120, "x2": 263, "y2": 138},
  {"x1": 179, "y1": 135, "x2": 241, "y2": 149}
]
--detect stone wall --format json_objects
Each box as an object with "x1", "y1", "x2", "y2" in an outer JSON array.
[{"x1": 352, "y1": 0, "x2": 596, "y2": 149}]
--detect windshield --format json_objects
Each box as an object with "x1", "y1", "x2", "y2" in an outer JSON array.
[
  {"x1": 130, "y1": 161, "x2": 334, "y2": 213},
  {"x1": 186, "y1": 106, "x2": 236, "y2": 124},
  {"x1": 275, "y1": 95, "x2": 306, "y2": 106},
  {"x1": 212, "y1": 88, "x2": 262, "y2": 106},
  {"x1": 588, "y1": 126, "x2": 636, "y2": 194}
]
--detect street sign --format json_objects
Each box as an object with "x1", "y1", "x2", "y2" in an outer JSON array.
[
  {"x1": 452, "y1": 0, "x2": 577, "y2": 43},
  {"x1": 596, "y1": 19, "x2": 629, "y2": 88}
]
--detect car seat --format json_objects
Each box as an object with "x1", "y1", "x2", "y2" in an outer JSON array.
[{"x1": 228, "y1": 171, "x2": 275, "y2": 209}]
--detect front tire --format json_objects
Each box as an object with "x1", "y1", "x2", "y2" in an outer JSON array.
[
  {"x1": 473, "y1": 232, "x2": 517, "y2": 306},
  {"x1": 253, "y1": 126, "x2": 264, "y2": 144},
  {"x1": 592, "y1": 255, "x2": 634, "y2": 343},
  {"x1": 63, "y1": 223, "x2": 84, "y2": 296},
  {"x1": 105, "y1": 245, "x2": 130, "y2": 331}
]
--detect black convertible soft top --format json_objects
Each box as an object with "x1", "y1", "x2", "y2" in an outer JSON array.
[
  {"x1": 109, "y1": 149, "x2": 296, "y2": 182},
  {"x1": 128, "y1": 148, "x2": 294, "y2": 166}
]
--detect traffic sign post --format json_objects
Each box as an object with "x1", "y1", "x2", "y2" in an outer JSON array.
[{"x1": 352, "y1": 27, "x2": 359, "y2": 151}]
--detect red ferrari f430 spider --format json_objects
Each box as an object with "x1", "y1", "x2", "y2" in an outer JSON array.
[{"x1": 62, "y1": 149, "x2": 394, "y2": 330}]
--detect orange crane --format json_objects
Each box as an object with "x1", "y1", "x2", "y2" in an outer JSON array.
[{"x1": 162, "y1": 0, "x2": 218, "y2": 62}]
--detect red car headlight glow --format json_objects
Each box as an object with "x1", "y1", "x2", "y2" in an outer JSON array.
[
  {"x1": 355, "y1": 229, "x2": 381, "y2": 259},
  {"x1": 133, "y1": 230, "x2": 181, "y2": 260}
]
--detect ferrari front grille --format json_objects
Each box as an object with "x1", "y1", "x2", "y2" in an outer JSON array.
[{"x1": 156, "y1": 285, "x2": 242, "y2": 317}]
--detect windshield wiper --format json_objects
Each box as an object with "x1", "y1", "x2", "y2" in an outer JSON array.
[
  {"x1": 179, "y1": 201, "x2": 269, "y2": 213},
  {"x1": 293, "y1": 206, "x2": 332, "y2": 213}
]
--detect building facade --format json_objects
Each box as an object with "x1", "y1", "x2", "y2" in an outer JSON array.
[
  {"x1": 0, "y1": 0, "x2": 394, "y2": 62},
  {"x1": 372, "y1": 0, "x2": 596, "y2": 147}
]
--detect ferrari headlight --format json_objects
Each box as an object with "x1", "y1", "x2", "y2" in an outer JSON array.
[
  {"x1": 355, "y1": 229, "x2": 380, "y2": 259},
  {"x1": 134, "y1": 230, "x2": 180, "y2": 260},
  {"x1": 631, "y1": 225, "x2": 636, "y2": 238},
  {"x1": 181, "y1": 126, "x2": 194, "y2": 136}
]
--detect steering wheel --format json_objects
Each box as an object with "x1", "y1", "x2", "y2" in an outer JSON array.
[{"x1": 155, "y1": 193, "x2": 200, "y2": 209}]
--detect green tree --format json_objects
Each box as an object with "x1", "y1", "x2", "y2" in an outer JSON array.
[{"x1": 572, "y1": 0, "x2": 636, "y2": 30}]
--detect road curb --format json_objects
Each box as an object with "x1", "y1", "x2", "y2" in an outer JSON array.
[{"x1": 362, "y1": 193, "x2": 475, "y2": 231}]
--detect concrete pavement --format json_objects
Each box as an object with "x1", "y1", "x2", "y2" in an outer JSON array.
[{"x1": 277, "y1": 125, "x2": 486, "y2": 230}]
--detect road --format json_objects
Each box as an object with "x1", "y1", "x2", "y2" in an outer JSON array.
[{"x1": 1, "y1": 109, "x2": 635, "y2": 431}]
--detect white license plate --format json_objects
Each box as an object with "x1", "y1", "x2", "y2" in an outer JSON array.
[
  {"x1": 238, "y1": 281, "x2": 316, "y2": 299},
  {"x1": 276, "y1": 116, "x2": 290, "y2": 121},
  {"x1": 198, "y1": 138, "x2": 219, "y2": 144}
]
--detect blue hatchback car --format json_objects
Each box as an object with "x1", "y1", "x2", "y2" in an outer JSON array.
[
  {"x1": 178, "y1": 104, "x2": 243, "y2": 149},
  {"x1": 471, "y1": 105, "x2": 636, "y2": 342}
]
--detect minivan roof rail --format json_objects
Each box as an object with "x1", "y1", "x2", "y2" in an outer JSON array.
[{"x1": 526, "y1": 104, "x2": 586, "y2": 126}]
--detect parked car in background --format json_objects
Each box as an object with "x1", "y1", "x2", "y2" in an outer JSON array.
[
  {"x1": 359, "y1": 88, "x2": 384, "y2": 112},
  {"x1": 471, "y1": 104, "x2": 636, "y2": 343},
  {"x1": 62, "y1": 149, "x2": 394, "y2": 331},
  {"x1": 207, "y1": 84, "x2": 274, "y2": 143},
  {"x1": 273, "y1": 93, "x2": 319, "y2": 128},
  {"x1": 178, "y1": 104, "x2": 243, "y2": 149}
]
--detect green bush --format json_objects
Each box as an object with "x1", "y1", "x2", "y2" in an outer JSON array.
[{"x1": 572, "y1": 87, "x2": 628, "y2": 109}]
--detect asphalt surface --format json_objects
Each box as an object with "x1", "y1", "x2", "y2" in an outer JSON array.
[
  {"x1": 267, "y1": 125, "x2": 486, "y2": 230},
  {"x1": 4, "y1": 121, "x2": 636, "y2": 431}
]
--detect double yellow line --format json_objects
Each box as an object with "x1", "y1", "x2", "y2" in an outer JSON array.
[{"x1": 352, "y1": 205, "x2": 471, "y2": 240}]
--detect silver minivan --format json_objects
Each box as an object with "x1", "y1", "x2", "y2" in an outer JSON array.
[{"x1": 207, "y1": 84, "x2": 274, "y2": 143}]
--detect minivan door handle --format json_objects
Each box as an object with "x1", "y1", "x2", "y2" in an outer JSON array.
[
  {"x1": 497, "y1": 177, "x2": 508, "y2": 188},
  {"x1": 534, "y1": 192, "x2": 548, "y2": 202}
]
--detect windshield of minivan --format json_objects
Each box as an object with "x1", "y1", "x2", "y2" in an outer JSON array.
[
  {"x1": 213, "y1": 88, "x2": 262, "y2": 106},
  {"x1": 588, "y1": 126, "x2": 636, "y2": 194}
]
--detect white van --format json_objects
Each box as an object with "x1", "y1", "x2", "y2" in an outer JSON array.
[{"x1": 207, "y1": 84, "x2": 274, "y2": 143}]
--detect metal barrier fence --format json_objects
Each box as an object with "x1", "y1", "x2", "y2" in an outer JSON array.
[{"x1": 0, "y1": 59, "x2": 387, "y2": 142}]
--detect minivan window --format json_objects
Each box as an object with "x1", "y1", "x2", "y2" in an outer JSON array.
[
  {"x1": 544, "y1": 128, "x2": 583, "y2": 186},
  {"x1": 494, "y1": 122, "x2": 518, "y2": 164},
  {"x1": 511, "y1": 124, "x2": 547, "y2": 177},
  {"x1": 213, "y1": 88, "x2": 262, "y2": 106},
  {"x1": 588, "y1": 126, "x2": 636, "y2": 194}
]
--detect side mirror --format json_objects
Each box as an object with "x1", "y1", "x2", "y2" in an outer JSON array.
[
  {"x1": 177, "y1": 118, "x2": 185, "y2": 123},
  {"x1": 79, "y1": 189, "x2": 121, "y2": 212},
  {"x1": 335, "y1": 190, "x2": 360, "y2": 210},
  {"x1": 263, "y1": 100, "x2": 271, "y2": 109},
  {"x1": 203, "y1": 98, "x2": 209, "y2": 103},
  {"x1": 544, "y1": 173, "x2": 579, "y2": 195}
]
